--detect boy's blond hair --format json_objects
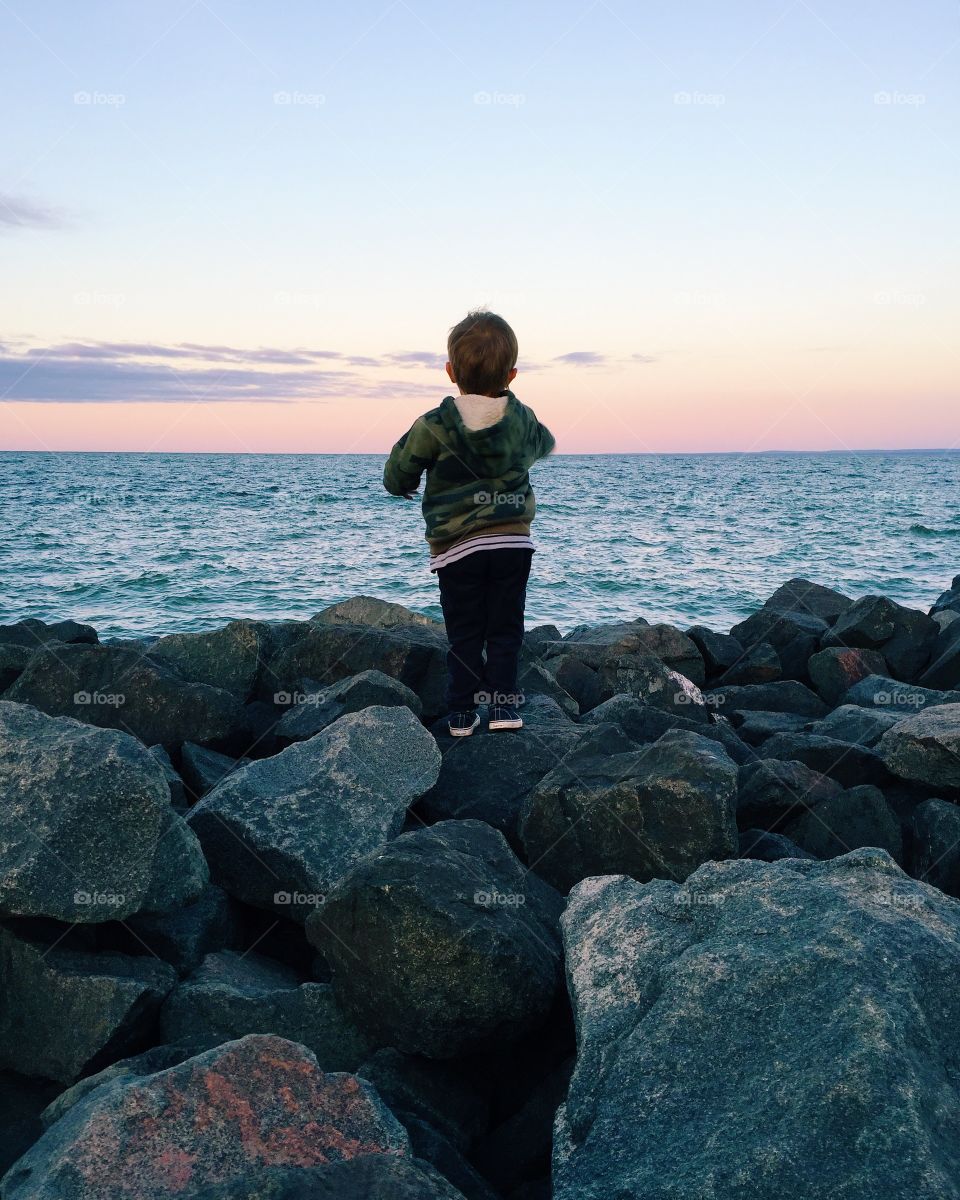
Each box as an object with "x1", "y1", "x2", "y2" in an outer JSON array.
[{"x1": 447, "y1": 310, "x2": 518, "y2": 397}]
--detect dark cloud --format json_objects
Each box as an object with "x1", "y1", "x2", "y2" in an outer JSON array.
[{"x1": 0, "y1": 194, "x2": 69, "y2": 231}]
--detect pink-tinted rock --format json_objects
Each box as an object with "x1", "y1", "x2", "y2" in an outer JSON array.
[{"x1": 2, "y1": 1035, "x2": 409, "y2": 1200}]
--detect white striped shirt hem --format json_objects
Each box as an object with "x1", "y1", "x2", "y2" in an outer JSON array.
[{"x1": 429, "y1": 534, "x2": 535, "y2": 572}]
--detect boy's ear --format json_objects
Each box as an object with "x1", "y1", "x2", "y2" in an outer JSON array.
[
  {"x1": 507, "y1": 367, "x2": 518, "y2": 385},
  {"x1": 445, "y1": 361, "x2": 456, "y2": 385}
]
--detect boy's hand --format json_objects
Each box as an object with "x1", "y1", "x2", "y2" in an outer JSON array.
[{"x1": 402, "y1": 492, "x2": 419, "y2": 500}]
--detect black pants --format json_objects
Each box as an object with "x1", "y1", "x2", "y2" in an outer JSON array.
[{"x1": 436, "y1": 547, "x2": 533, "y2": 711}]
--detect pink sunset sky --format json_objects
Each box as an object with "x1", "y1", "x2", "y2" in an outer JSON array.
[{"x1": 2, "y1": 1, "x2": 958, "y2": 454}]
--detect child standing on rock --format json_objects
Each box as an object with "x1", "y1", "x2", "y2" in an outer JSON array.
[{"x1": 383, "y1": 310, "x2": 555, "y2": 737}]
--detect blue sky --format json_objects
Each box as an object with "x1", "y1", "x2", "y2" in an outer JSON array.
[{"x1": 1, "y1": 0, "x2": 958, "y2": 451}]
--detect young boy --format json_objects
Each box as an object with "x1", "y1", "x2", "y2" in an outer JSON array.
[{"x1": 383, "y1": 310, "x2": 555, "y2": 736}]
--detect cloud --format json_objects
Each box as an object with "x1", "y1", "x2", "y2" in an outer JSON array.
[
  {"x1": 383, "y1": 350, "x2": 448, "y2": 370},
  {"x1": 631, "y1": 353, "x2": 658, "y2": 363},
  {"x1": 552, "y1": 351, "x2": 608, "y2": 367},
  {"x1": 0, "y1": 194, "x2": 69, "y2": 231}
]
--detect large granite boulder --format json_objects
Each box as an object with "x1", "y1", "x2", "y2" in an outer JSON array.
[
  {"x1": 0, "y1": 647, "x2": 32, "y2": 692},
  {"x1": 270, "y1": 622, "x2": 448, "y2": 716},
  {"x1": 306, "y1": 821, "x2": 564, "y2": 1058},
  {"x1": 931, "y1": 575, "x2": 960, "y2": 617},
  {"x1": 806, "y1": 703, "x2": 900, "y2": 747},
  {"x1": 159, "y1": 950, "x2": 371, "y2": 1071},
  {"x1": 555, "y1": 850, "x2": 960, "y2": 1200},
  {"x1": 0, "y1": 1035, "x2": 411, "y2": 1199},
  {"x1": 758, "y1": 577, "x2": 854, "y2": 621},
  {"x1": 148, "y1": 620, "x2": 266, "y2": 700},
  {"x1": 807, "y1": 646, "x2": 888, "y2": 705},
  {"x1": 0, "y1": 926, "x2": 176, "y2": 1083},
  {"x1": 758, "y1": 731, "x2": 888, "y2": 788},
  {"x1": 704, "y1": 679, "x2": 827, "y2": 718},
  {"x1": 686, "y1": 626, "x2": 743, "y2": 678},
  {"x1": 918, "y1": 620, "x2": 960, "y2": 690},
  {"x1": 188, "y1": 1157, "x2": 468, "y2": 1199},
  {"x1": 822, "y1": 595, "x2": 939, "y2": 680},
  {"x1": 0, "y1": 619, "x2": 97, "y2": 649},
  {"x1": 312, "y1": 595, "x2": 441, "y2": 630},
  {"x1": 736, "y1": 758, "x2": 842, "y2": 830},
  {"x1": 188, "y1": 707, "x2": 440, "y2": 922},
  {"x1": 841, "y1": 673, "x2": 960, "y2": 713},
  {"x1": 879, "y1": 703, "x2": 960, "y2": 791},
  {"x1": 0, "y1": 702, "x2": 207, "y2": 922},
  {"x1": 519, "y1": 729, "x2": 739, "y2": 892},
  {"x1": 275, "y1": 669, "x2": 422, "y2": 745},
  {"x1": 4, "y1": 643, "x2": 250, "y2": 752},
  {"x1": 908, "y1": 798, "x2": 960, "y2": 895},
  {"x1": 782, "y1": 784, "x2": 903, "y2": 862}
]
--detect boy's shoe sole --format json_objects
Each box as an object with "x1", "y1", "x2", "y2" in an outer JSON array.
[
  {"x1": 489, "y1": 715, "x2": 523, "y2": 731},
  {"x1": 449, "y1": 714, "x2": 481, "y2": 737}
]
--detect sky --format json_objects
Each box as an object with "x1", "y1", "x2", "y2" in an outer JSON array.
[{"x1": 1, "y1": 0, "x2": 958, "y2": 454}]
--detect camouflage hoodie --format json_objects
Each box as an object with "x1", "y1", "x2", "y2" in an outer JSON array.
[{"x1": 383, "y1": 389, "x2": 555, "y2": 553}]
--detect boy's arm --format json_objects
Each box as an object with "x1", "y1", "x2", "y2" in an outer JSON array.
[
  {"x1": 383, "y1": 417, "x2": 438, "y2": 497},
  {"x1": 525, "y1": 407, "x2": 556, "y2": 463}
]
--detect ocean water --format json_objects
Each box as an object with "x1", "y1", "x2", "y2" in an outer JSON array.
[{"x1": 1, "y1": 451, "x2": 958, "y2": 640}]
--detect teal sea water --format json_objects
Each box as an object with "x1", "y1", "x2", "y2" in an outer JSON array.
[{"x1": 1, "y1": 450, "x2": 958, "y2": 639}]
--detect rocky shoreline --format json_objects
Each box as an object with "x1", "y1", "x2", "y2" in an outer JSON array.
[{"x1": 1, "y1": 575, "x2": 960, "y2": 1198}]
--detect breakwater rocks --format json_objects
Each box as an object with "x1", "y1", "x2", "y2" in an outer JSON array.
[{"x1": 1, "y1": 575, "x2": 960, "y2": 1199}]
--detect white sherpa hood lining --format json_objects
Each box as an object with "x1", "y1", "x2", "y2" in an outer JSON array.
[{"x1": 452, "y1": 392, "x2": 509, "y2": 432}]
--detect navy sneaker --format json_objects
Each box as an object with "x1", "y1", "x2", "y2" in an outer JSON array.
[
  {"x1": 488, "y1": 704, "x2": 523, "y2": 731},
  {"x1": 448, "y1": 709, "x2": 480, "y2": 737}
]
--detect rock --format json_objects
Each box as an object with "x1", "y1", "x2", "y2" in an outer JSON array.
[
  {"x1": 933, "y1": 609, "x2": 960, "y2": 634},
  {"x1": 728, "y1": 709, "x2": 809, "y2": 746},
  {"x1": 759, "y1": 577, "x2": 854, "y2": 621},
  {"x1": 524, "y1": 624, "x2": 562, "y2": 652},
  {"x1": 776, "y1": 630, "x2": 821, "y2": 684},
  {"x1": 180, "y1": 741, "x2": 245, "y2": 798},
  {"x1": 306, "y1": 821, "x2": 564, "y2": 1058},
  {"x1": 519, "y1": 729, "x2": 739, "y2": 892},
  {"x1": 879, "y1": 703, "x2": 960, "y2": 791},
  {"x1": 189, "y1": 1157, "x2": 469, "y2": 1199},
  {"x1": 823, "y1": 595, "x2": 938, "y2": 680},
  {"x1": 159, "y1": 950, "x2": 372, "y2": 1071},
  {"x1": 758, "y1": 732, "x2": 888, "y2": 788},
  {"x1": 555, "y1": 850, "x2": 960, "y2": 1200},
  {"x1": 189, "y1": 707, "x2": 440, "y2": 922},
  {"x1": 685, "y1": 625, "x2": 743, "y2": 677},
  {"x1": 0, "y1": 702, "x2": 207, "y2": 923},
  {"x1": 918, "y1": 627, "x2": 960, "y2": 690},
  {"x1": 477, "y1": 1058, "x2": 574, "y2": 1194},
  {"x1": 908, "y1": 798, "x2": 960, "y2": 895},
  {"x1": 312, "y1": 595, "x2": 441, "y2": 629},
  {"x1": 538, "y1": 655, "x2": 603, "y2": 714},
  {"x1": 270, "y1": 622, "x2": 448, "y2": 716},
  {"x1": 148, "y1": 744, "x2": 187, "y2": 811},
  {"x1": 842, "y1": 673, "x2": 960, "y2": 713},
  {"x1": 807, "y1": 646, "x2": 888, "y2": 705},
  {"x1": 705, "y1": 679, "x2": 827, "y2": 718},
  {"x1": 39, "y1": 1045, "x2": 197, "y2": 1130},
  {"x1": 356, "y1": 1048, "x2": 488, "y2": 1152},
  {"x1": 0, "y1": 647, "x2": 31, "y2": 692},
  {"x1": 275, "y1": 669, "x2": 422, "y2": 744},
  {"x1": 4, "y1": 642, "x2": 250, "y2": 752},
  {"x1": 0, "y1": 619, "x2": 97, "y2": 649},
  {"x1": 728, "y1": 607, "x2": 828, "y2": 654},
  {"x1": 116, "y1": 883, "x2": 239, "y2": 976},
  {"x1": 581, "y1": 694, "x2": 754, "y2": 764},
  {"x1": 148, "y1": 619, "x2": 266, "y2": 700},
  {"x1": 736, "y1": 758, "x2": 843, "y2": 829},
  {"x1": 516, "y1": 661, "x2": 579, "y2": 717},
  {"x1": 400, "y1": 1116, "x2": 499, "y2": 1200},
  {"x1": 931, "y1": 574, "x2": 960, "y2": 617},
  {"x1": 713, "y1": 641, "x2": 780, "y2": 686},
  {"x1": 806, "y1": 703, "x2": 901, "y2": 747},
  {"x1": 630, "y1": 623, "x2": 705, "y2": 686},
  {"x1": 0, "y1": 1076, "x2": 60, "y2": 1179},
  {"x1": 783, "y1": 784, "x2": 903, "y2": 862},
  {"x1": 1, "y1": 1035, "x2": 411, "y2": 1199},
  {"x1": 0, "y1": 926, "x2": 176, "y2": 1083},
  {"x1": 419, "y1": 723, "x2": 581, "y2": 841},
  {"x1": 738, "y1": 828, "x2": 815, "y2": 861}
]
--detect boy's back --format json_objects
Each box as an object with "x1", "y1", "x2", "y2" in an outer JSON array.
[{"x1": 383, "y1": 310, "x2": 555, "y2": 735}]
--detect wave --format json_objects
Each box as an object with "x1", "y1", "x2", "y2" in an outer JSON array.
[{"x1": 910, "y1": 524, "x2": 960, "y2": 538}]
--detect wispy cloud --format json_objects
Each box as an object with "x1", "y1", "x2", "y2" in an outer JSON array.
[
  {"x1": 553, "y1": 351, "x2": 609, "y2": 367},
  {"x1": 0, "y1": 194, "x2": 69, "y2": 232}
]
